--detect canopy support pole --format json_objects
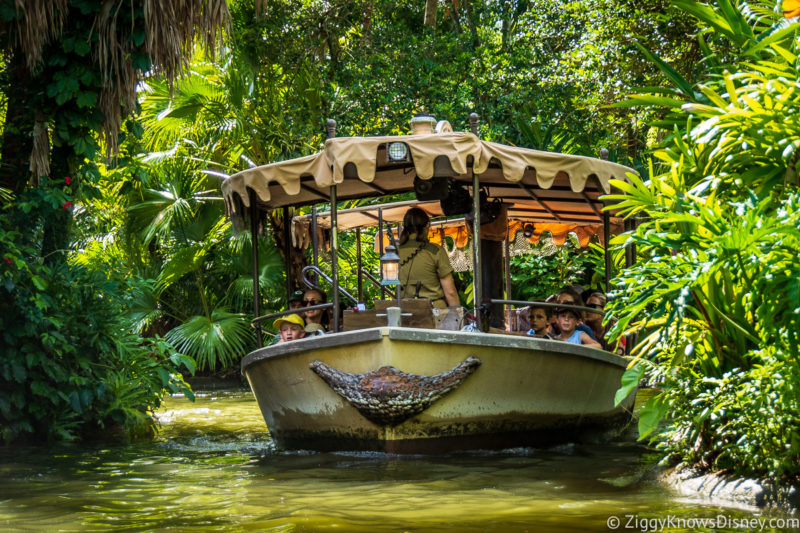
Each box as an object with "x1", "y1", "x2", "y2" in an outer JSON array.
[
  {"x1": 600, "y1": 148, "x2": 613, "y2": 294},
  {"x1": 603, "y1": 210, "x2": 611, "y2": 293},
  {"x1": 517, "y1": 184, "x2": 563, "y2": 221},
  {"x1": 471, "y1": 166, "x2": 483, "y2": 329},
  {"x1": 311, "y1": 205, "x2": 319, "y2": 286},
  {"x1": 378, "y1": 207, "x2": 384, "y2": 299},
  {"x1": 624, "y1": 218, "x2": 636, "y2": 268},
  {"x1": 249, "y1": 191, "x2": 262, "y2": 348},
  {"x1": 504, "y1": 234, "x2": 511, "y2": 331},
  {"x1": 283, "y1": 206, "x2": 292, "y2": 297},
  {"x1": 326, "y1": 119, "x2": 341, "y2": 331},
  {"x1": 356, "y1": 228, "x2": 363, "y2": 302},
  {"x1": 330, "y1": 186, "x2": 340, "y2": 332},
  {"x1": 469, "y1": 113, "x2": 484, "y2": 329}
]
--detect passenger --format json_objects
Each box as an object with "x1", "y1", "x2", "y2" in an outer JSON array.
[
  {"x1": 583, "y1": 291, "x2": 607, "y2": 341},
  {"x1": 288, "y1": 289, "x2": 305, "y2": 310},
  {"x1": 272, "y1": 314, "x2": 307, "y2": 344},
  {"x1": 551, "y1": 287, "x2": 596, "y2": 340},
  {"x1": 398, "y1": 207, "x2": 460, "y2": 308},
  {"x1": 526, "y1": 305, "x2": 552, "y2": 337},
  {"x1": 584, "y1": 291, "x2": 625, "y2": 354},
  {"x1": 302, "y1": 288, "x2": 330, "y2": 331},
  {"x1": 553, "y1": 308, "x2": 601, "y2": 348},
  {"x1": 544, "y1": 294, "x2": 558, "y2": 332}
]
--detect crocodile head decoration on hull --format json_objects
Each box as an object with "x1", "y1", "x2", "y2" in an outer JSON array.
[{"x1": 309, "y1": 356, "x2": 482, "y2": 426}]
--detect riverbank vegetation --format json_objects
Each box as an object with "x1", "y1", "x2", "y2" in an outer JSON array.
[
  {"x1": 609, "y1": 0, "x2": 800, "y2": 480},
  {"x1": 1, "y1": 0, "x2": 797, "y2": 481}
]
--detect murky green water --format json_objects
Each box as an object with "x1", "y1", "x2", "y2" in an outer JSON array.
[{"x1": 1, "y1": 389, "x2": 797, "y2": 532}]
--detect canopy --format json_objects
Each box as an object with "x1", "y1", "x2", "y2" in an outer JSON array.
[
  {"x1": 222, "y1": 132, "x2": 636, "y2": 226},
  {"x1": 292, "y1": 199, "x2": 622, "y2": 248}
]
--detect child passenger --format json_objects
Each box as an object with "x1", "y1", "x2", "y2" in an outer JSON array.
[
  {"x1": 526, "y1": 306, "x2": 552, "y2": 338},
  {"x1": 554, "y1": 308, "x2": 601, "y2": 348},
  {"x1": 271, "y1": 314, "x2": 307, "y2": 344}
]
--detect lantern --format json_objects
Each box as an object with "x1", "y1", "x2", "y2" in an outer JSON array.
[{"x1": 380, "y1": 245, "x2": 400, "y2": 286}]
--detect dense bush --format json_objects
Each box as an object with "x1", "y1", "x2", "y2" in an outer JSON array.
[
  {"x1": 0, "y1": 193, "x2": 195, "y2": 443},
  {"x1": 662, "y1": 348, "x2": 800, "y2": 478}
]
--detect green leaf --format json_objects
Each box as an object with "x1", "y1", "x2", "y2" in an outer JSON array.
[
  {"x1": 157, "y1": 367, "x2": 171, "y2": 386},
  {"x1": 79, "y1": 388, "x2": 93, "y2": 408},
  {"x1": 164, "y1": 103, "x2": 204, "y2": 120},
  {"x1": 73, "y1": 39, "x2": 91, "y2": 56},
  {"x1": 634, "y1": 42, "x2": 694, "y2": 97},
  {"x1": 131, "y1": 28, "x2": 146, "y2": 47},
  {"x1": 165, "y1": 308, "x2": 252, "y2": 371},
  {"x1": 11, "y1": 363, "x2": 27, "y2": 382},
  {"x1": 610, "y1": 95, "x2": 686, "y2": 108},
  {"x1": 614, "y1": 364, "x2": 644, "y2": 407},
  {"x1": 170, "y1": 353, "x2": 197, "y2": 375},
  {"x1": 76, "y1": 91, "x2": 98, "y2": 108},
  {"x1": 638, "y1": 393, "x2": 668, "y2": 440},
  {"x1": 183, "y1": 387, "x2": 196, "y2": 402},
  {"x1": 672, "y1": 0, "x2": 736, "y2": 42},
  {"x1": 743, "y1": 24, "x2": 797, "y2": 57},
  {"x1": 69, "y1": 391, "x2": 83, "y2": 414}
]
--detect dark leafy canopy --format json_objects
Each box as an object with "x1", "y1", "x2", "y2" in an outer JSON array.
[
  {"x1": 225, "y1": 0, "x2": 699, "y2": 163},
  {"x1": 608, "y1": 0, "x2": 800, "y2": 478}
]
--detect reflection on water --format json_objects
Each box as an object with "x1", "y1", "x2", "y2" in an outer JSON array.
[{"x1": 0, "y1": 390, "x2": 794, "y2": 532}]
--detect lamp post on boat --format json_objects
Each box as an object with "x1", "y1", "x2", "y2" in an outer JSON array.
[
  {"x1": 380, "y1": 244, "x2": 401, "y2": 307},
  {"x1": 379, "y1": 244, "x2": 403, "y2": 325}
]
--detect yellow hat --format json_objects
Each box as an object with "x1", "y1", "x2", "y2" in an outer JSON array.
[{"x1": 273, "y1": 314, "x2": 305, "y2": 330}]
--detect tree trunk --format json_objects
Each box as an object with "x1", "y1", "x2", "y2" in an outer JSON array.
[
  {"x1": 424, "y1": 0, "x2": 437, "y2": 28},
  {"x1": 269, "y1": 211, "x2": 308, "y2": 292},
  {"x1": 462, "y1": 0, "x2": 480, "y2": 48},
  {"x1": 445, "y1": 0, "x2": 461, "y2": 33},
  {"x1": 0, "y1": 56, "x2": 34, "y2": 194}
]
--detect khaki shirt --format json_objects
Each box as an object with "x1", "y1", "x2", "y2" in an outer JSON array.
[{"x1": 398, "y1": 236, "x2": 454, "y2": 302}]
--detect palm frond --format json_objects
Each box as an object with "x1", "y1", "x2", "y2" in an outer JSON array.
[{"x1": 165, "y1": 308, "x2": 253, "y2": 371}]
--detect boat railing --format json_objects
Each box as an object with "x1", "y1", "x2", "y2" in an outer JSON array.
[
  {"x1": 251, "y1": 303, "x2": 335, "y2": 328},
  {"x1": 301, "y1": 265, "x2": 359, "y2": 305},
  {"x1": 250, "y1": 302, "x2": 335, "y2": 347},
  {"x1": 490, "y1": 299, "x2": 604, "y2": 317}
]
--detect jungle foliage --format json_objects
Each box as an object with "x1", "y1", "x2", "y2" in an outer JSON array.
[
  {"x1": 0, "y1": 183, "x2": 195, "y2": 443},
  {"x1": 0, "y1": 0, "x2": 228, "y2": 443},
  {"x1": 609, "y1": 0, "x2": 800, "y2": 479},
  {"x1": 103, "y1": 0, "x2": 697, "y2": 365},
  {"x1": 0, "y1": 0, "x2": 715, "y2": 444}
]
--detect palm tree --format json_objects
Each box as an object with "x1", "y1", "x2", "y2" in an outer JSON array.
[
  {"x1": 0, "y1": 0, "x2": 230, "y2": 258},
  {"x1": 123, "y1": 153, "x2": 285, "y2": 371}
]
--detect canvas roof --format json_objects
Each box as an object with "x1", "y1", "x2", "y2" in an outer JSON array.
[{"x1": 222, "y1": 132, "x2": 636, "y2": 226}]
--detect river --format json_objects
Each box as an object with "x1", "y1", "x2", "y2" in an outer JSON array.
[{"x1": 1, "y1": 389, "x2": 797, "y2": 532}]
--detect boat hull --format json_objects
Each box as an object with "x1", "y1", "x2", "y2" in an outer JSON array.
[{"x1": 242, "y1": 327, "x2": 634, "y2": 453}]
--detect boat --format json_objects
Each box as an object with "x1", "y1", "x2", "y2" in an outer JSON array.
[{"x1": 221, "y1": 115, "x2": 638, "y2": 453}]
